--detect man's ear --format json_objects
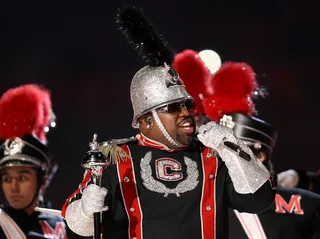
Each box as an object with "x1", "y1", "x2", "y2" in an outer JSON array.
[
  {"x1": 257, "y1": 151, "x2": 267, "y2": 163},
  {"x1": 139, "y1": 113, "x2": 153, "y2": 135}
]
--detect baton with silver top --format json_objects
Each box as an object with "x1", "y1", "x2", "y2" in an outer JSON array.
[{"x1": 81, "y1": 134, "x2": 111, "y2": 239}]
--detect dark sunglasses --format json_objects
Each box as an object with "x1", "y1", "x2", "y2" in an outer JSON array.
[{"x1": 157, "y1": 100, "x2": 196, "y2": 114}]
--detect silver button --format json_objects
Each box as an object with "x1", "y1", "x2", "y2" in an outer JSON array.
[
  {"x1": 124, "y1": 177, "x2": 130, "y2": 182},
  {"x1": 130, "y1": 207, "x2": 135, "y2": 212},
  {"x1": 132, "y1": 237, "x2": 137, "y2": 239},
  {"x1": 206, "y1": 205, "x2": 211, "y2": 211},
  {"x1": 209, "y1": 174, "x2": 214, "y2": 179}
]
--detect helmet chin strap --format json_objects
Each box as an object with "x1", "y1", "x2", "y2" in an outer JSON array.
[
  {"x1": 20, "y1": 170, "x2": 44, "y2": 212},
  {"x1": 151, "y1": 110, "x2": 183, "y2": 148}
]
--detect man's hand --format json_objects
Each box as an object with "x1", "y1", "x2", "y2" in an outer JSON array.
[
  {"x1": 277, "y1": 169, "x2": 299, "y2": 188},
  {"x1": 81, "y1": 184, "x2": 109, "y2": 217},
  {"x1": 197, "y1": 121, "x2": 237, "y2": 149}
]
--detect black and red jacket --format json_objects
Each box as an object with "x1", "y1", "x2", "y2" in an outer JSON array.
[
  {"x1": 63, "y1": 137, "x2": 275, "y2": 239},
  {"x1": 0, "y1": 204, "x2": 67, "y2": 239},
  {"x1": 229, "y1": 186, "x2": 320, "y2": 239}
]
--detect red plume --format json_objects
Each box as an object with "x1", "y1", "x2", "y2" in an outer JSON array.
[
  {"x1": 172, "y1": 49, "x2": 212, "y2": 114},
  {"x1": 36, "y1": 87, "x2": 52, "y2": 143},
  {"x1": 0, "y1": 84, "x2": 52, "y2": 143},
  {"x1": 211, "y1": 62, "x2": 257, "y2": 96},
  {"x1": 202, "y1": 94, "x2": 255, "y2": 122},
  {"x1": 203, "y1": 62, "x2": 257, "y2": 122}
]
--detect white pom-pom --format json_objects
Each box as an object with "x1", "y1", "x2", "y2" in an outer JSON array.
[{"x1": 198, "y1": 49, "x2": 222, "y2": 75}]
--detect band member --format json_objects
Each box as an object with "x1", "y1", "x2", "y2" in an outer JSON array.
[
  {"x1": 62, "y1": 6, "x2": 275, "y2": 239},
  {"x1": 0, "y1": 84, "x2": 68, "y2": 238}
]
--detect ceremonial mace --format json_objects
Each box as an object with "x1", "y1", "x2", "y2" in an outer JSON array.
[{"x1": 82, "y1": 134, "x2": 111, "y2": 239}]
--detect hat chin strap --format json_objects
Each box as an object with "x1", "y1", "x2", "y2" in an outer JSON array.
[
  {"x1": 16, "y1": 169, "x2": 44, "y2": 212},
  {"x1": 11, "y1": 179, "x2": 41, "y2": 213},
  {"x1": 151, "y1": 110, "x2": 183, "y2": 148}
]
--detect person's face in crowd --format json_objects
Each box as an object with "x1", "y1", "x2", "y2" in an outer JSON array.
[{"x1": 1, "y1": 166, "x2": 38, "y2": 211}]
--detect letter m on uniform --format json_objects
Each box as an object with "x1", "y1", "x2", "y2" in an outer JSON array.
[
  {"x1": 40, "y1": 221, "x2": 67, "y2": 239},
  {"x1": 275, "y1": 194, "x2": 304, "y2": 215}
]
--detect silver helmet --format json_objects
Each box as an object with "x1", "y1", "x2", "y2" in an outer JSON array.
[
  {"x1": 130, "y1": 65, "x2": 193, "y2": 128},
  {"x1": 116, "y1": 6, "x2": 193, "y2": 129}
]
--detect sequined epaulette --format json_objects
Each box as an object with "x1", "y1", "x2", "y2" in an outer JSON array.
[
  {"x1": 97, "y1": 136, "x2": 136, "y2": 164},
  {"x1": 99, "y1": 136, "x2": 137, "y2": 147}
]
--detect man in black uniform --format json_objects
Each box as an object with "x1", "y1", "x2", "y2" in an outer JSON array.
[
  {"x1": 62, "y1": 6, "x2": 275, "y2": 239},
  {"x1": 0, "y1": 84, "x2": 68, "y2": 238}
]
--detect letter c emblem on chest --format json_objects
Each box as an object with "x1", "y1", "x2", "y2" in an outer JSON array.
[
  {"x1": 155, "y1": 158, "x2": 182, "y2": 181},
  {"x1": 140, "y1": 152, "x2": 199, "y2": 197}
]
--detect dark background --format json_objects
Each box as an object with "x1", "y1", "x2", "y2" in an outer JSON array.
[{"x1": 0, "y1": 0, "x2": 319, "y2": 209}]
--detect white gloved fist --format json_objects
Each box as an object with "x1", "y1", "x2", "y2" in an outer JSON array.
[
  {"x1": 81, "y1": 184, "x2": 109, "y2": 217},
  {"x1": 277, "y1": 169, "x2": 299, "y2": 188},
  {"x1": 197, "y1": 121, "x2": 270, "y2": 194},
  {"x1": 197, "y1": 121, "x2": 238, "y2": 149}
]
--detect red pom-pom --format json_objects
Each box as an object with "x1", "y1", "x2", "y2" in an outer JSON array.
[
  {"x1": 0, "y1": 84, "x2": 52, "y2": 143},
  {"x1": 202, "y1": 94, "x2": 255, "y2": 122},
  {"x1": 173, "y1": 49, "x2": 212, "y2": 114},
  {"x1": 202, "y1": 61, "x2": 257, "y2": 121},
  {"x1": 211, "y1": 62, "x2": 257, "y2": 97}
]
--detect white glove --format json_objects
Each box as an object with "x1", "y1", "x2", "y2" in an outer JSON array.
[
  {"x1": 65, "y1": 184, "x2": 109, "y2": 236},
  {"x1": 197, "y1": 121, "x2": 238, "y2": 149},
  {"x1": 277, "y1": 169, "x2": 299, "y2": 188},
  {"x1": 197, "y1": 121, "x2": 270, "y2": 194},
  {"x1": 81, "y1": 184, "x2": 109, "y2": 217}
]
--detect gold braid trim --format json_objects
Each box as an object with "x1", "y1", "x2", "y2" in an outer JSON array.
[{"x1": 98, "y1": 143, "x2": 131, "y2": 164}]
